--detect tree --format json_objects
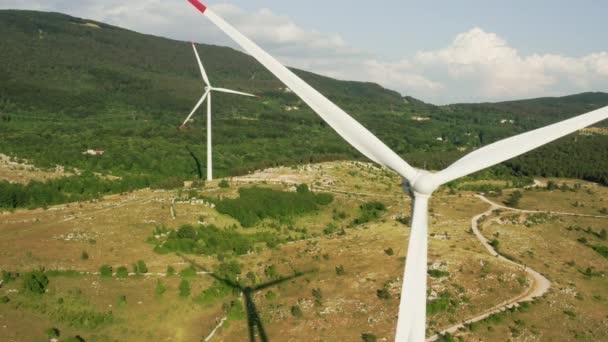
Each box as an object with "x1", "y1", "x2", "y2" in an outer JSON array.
[
  {"x1": 179, "y1": 279, "x2": 191, "y2": 297},
  {"x1": 155, "y1": 280, "x2": 166, "y2": 297},
  {"x1": 23, "y1": 271, "x2": 49, "y2": 295},
  {"x1": 136, "y1": 260, "x2": 148, "y2": 274},
  {"x1": 99, "y1": 265, "x2": 112, "y2": 278},
  {"x1": 116, "y1": 266, "x2": 129, "y2": 279},
  {"x1": 504, "y1": 191, "x2": 523, "y2": 207},
  {"x1": 291, "y1": 305, "x2": 303, "y2": 318}
]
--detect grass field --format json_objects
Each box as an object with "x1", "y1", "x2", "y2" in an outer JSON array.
[{"x1": 1, "y1": 162, "x2": 606, "y2": 341}]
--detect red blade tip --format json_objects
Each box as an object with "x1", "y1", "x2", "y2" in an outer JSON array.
[{"x1": 188, "y1": 0, "x2": 207, "y2": 13}]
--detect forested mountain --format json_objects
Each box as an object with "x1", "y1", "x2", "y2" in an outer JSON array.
[{"x1": 0, "y1": 10, "x2": 607, "y2": 208}]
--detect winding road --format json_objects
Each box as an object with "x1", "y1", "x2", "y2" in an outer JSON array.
[{"x1": 428, "y1": 194, "x2": 552, "y2": 341}]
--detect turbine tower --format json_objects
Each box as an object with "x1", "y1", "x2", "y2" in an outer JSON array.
[
  {"x1": 181, "y1": 42, "x2": 257, "y2": 181},
  {"x1": 186, "y1": 1, "x2": 608, "y2": 340}
]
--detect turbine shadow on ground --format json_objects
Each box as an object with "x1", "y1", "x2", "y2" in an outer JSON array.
[
  {"x1": 185, "y1": 146, "x2": 203, "y2": 179},
  {"x1": 178, "y1": 254, "x2": 314, "y2": 342}
]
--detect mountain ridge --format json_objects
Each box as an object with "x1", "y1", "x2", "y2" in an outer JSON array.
[{"x1": 0, "y1": 9, "x2": 607, "y2": 193}]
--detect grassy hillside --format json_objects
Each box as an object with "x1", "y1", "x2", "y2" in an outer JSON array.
[{"x1": 0, "y1": 10, "x2": 607, "y2": 208}]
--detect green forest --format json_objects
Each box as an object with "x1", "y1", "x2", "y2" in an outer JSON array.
[{"x1": 1, "y1": 10, "x2": 607, "y2": 210}]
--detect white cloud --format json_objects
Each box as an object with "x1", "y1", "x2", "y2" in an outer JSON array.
[{"x1": 414, "y1": 27, "x2": 608, "y2": 101}]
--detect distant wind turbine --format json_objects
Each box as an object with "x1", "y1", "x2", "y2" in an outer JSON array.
[
  {"x1": 181, "y1": 42, "x2": 257, "y2": 181},
  {"x1": 186, "y1": 1, "x2": 608, "y2": 340}
]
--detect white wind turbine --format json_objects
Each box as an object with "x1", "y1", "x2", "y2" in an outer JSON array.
[
  {"x1": 181, "y1": 42, "x2": 257, "y2": 181},
  {"x1": 186, "y1": 1, "x2": 608, "y2": 340}
]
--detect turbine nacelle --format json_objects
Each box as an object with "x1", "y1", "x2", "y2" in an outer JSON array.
[{"x1": 403, "y1": 170, "x2": 439, "y2": 197}]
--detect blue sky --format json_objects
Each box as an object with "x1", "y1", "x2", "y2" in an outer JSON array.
[{"x1": 2, "y1": 0, "x2": 607, "y2": 104}]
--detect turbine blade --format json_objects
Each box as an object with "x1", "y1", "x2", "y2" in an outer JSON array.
[
  {"x1": 396, "y1": 195, "x2": 429, "y2": 341},
  {"x1": 212, "y1": 87, "x2": 256, "y2": 97},
  {"x1": 192, "y1": 42, "x2": 211, "y2": 86},
  {"x1": 187, "y1": 2, "x2": 418, "y2": 181},
  {"x1": 181, "y1": 90, "x2": 209, "y2": 128},
  {"x1": 435, "y1": 106, "x2": 608, "y2": 185}
]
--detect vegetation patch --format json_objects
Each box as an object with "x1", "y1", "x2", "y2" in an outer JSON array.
[
  {"x1": 211, "y1": 186, "x2": 333, "y2": 227},
  {"x1": 352, "y1": 201, "x2": 387, "y2": 226},
  {"x1": 151, "y1": 224, "x2": 282, "y2": 256}
]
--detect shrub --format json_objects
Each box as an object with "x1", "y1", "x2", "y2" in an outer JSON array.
[
  {"x1": 136, "y1": 260, "x2": 148, "y2": 274},
  {"x1": 22, "y1": 270, "x2": 49, "y2": 295},
  {"x1": 428, "y1": 269, "x2": 450, "y2": 278},
  {"x1": 216, "y1": 261, "x2": 242, "y2": 283},
  {"x1": 265, "y1": 291, "x2": 277, "y2": 301},
  {"x1": 166, "y1": 265, "x2": 175, "y2": 276},
  {"x1": 335, "y1": 265, "x2": 345, "y2": 276},
  {"x1": 194, "y1": 281, "x2": 232, "y2": 305},
  {"x1": 323, "y1": 223, "x2": 337, "y2": 235},
  {"x1": 504, "y1": 191, "x2": 523, "y2": 207},
  {"x1": 99, "y1": 265, "x2": 112, "y2": 278},
  {"x1": 180, "y1": 266, "x2": 197, "y2": 278},
  {"x1": 312, "y1": 288, "x2": 323, "y2": 306},
  {"x1": 218, "y1": 180, "x2": 230, "y2": 188},
  {"x1": 264, "y1": 264, "x2": 277, "y2": 279},
  {"x1": 155, "y1": 280, "x2": 166, "y2": 297},
  {"x1": 227, "y1": 300, "x2": 246, "y2": 321},
  {"x1": 177, "y1": 225, "x2": 197, "y2": 239},
  {"x1": 291, "y1": 305, "x2": 303, "y2": 318},
  {"x1": 296, "y1": 184, "x2": 309, "y2": 194},
  {"x1": 361, "y1": 333, "x2": 378, "y2": 342},
  {"x1": 118, "y1": 295, "x2": 127, "y2": 306},
  {"x1": 1, "y1": 296, "x2": 10, "y2": 304},
  {"x1": 44, "y1": 327, "x2": 60, "y2": 338},
  {"x1": 116, "y1": 266, "x2": 129, "y2": 279},
  {"x1": 376, "y1": 288, "x2": 391, "y2": 300},
  {"x1": 384, "y1": 248, "x2": 394, "y2": 256},
  {"x1": 179, "y1": 279, "x2": 191, "y2": 297},
  {"x1": 80, "y1": 251, "x2": 89, "y2": 260},
  {"x1": 353, "y1": 201, "x2": 387, "y2": 225}
]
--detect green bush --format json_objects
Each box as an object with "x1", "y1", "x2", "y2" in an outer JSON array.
[
  {"x1": 166, "y1": 265, "x2": 175, "y2": 276},
  {"x1": 227, "y1": 300, "x2": 246, "y2": 321},
  {"x1": 22, "y1": 270, "x2": 49, "y2": 295},
  {"x1": 116, "y1": 266, "x2": 128, "y2": 279},
  {"x1": 194, "y1": 281, "x2": 232, "y2": 305},
  {"x1": 179, "y1": 279, "x2": 191, "y2": 297},
  {"x1": 99, "y1": 265, "x2": 112, "y2": 278},
  {"x1": 155, "y1": 280, "x2": 166, "y2": 297},
  {"x1": 136, "y1": 260, "x2": 148, "y2": 274},
  {"x1": 213, "y1": 187, "x2": 332, "y2": 227},
  {"x1": 353, "y1": 201, "x2": 387, "y2": 225},
  {"x1": 180, "y1": 266, "x2": 197, "y2": 278},
  {"x1": 335, "y1": 265, "x2": 345, "y2": 276},
  {"x1": 218, "y1": 180, "x2": 230, "y2": 188},
  {"x1": 80, "y1": 251, "x2": 89, "y2": 260},
  {"x1": 361, "y1": 333, "x2": 378, "y2": 342},
  {"x1": 265, "y1": 291, "x2": 277, "y2": 301},
  {"x1": 291, "y1": 305, "x2": 303, "y2": 318},
  {"x1": 215, "y1": 261, "x2": 242, "y2": 283},
  {"x1": 1, "y1": 296, "x2": 10, "y2": 304},
  {"x1": 376, "y1": 288, "x2": 391, "y2": 300},
  {"x1": 45, "y1": 327, "x2": 60, "y2": 338},
  {"x1": 428, "y1": 269, "x2": 450, "y2": 278}
]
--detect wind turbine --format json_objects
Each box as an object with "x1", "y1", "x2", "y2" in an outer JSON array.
[
  {"x1": 181, "y1": 42, "x2": 257, "y2": 181},
  {"x1": 186, "y1": 1, "x2": 608, "y2": 340}
]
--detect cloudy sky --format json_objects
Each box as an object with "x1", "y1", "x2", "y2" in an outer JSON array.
[{"x1": 2, "y1": 0, "x2": 607, "y2": 104}]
